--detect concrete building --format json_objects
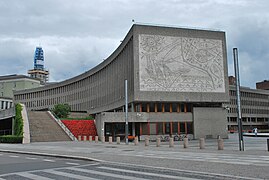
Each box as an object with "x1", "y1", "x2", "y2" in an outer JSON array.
[
  {"x1": 227, "y1": 84, "x2": 269, "y2": 131},
  {"x1": 14, "y1": 24, "x2": 229, "y2": 140},
  {"x1": 28, "y1": 47, "x2": 49, "y2": 85},
  {"x1": 0, "y1": 74, "x2": 41, "y2": 98},
  {"x1": 256, "y1": 80, "x2": 269, "y2": 90}
]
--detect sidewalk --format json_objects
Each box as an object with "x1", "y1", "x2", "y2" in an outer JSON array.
[{"x1": 0, "y1": 133, "x2": 268, "y2": 161}]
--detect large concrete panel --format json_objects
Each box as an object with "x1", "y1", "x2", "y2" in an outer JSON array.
[{"x1": 193, "y1": 107, "x2": 228, "y2": 139}]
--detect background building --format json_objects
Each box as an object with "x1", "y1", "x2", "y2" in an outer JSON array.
[
  {"x1": 28, "y1": 47, "x2": 49, "y2": 85},
  {"x1": 256, "y1": 80, "x2": 269, "y2": 90},
  {"x1": 14, "y1": 24, "x2": 229, "y2": 140},
  {"x1": 0, "y1": 74, "x2": 41, "y2": 98},
  {"x1": 226, "y1": 77, "x2": 269, "y2": 131}
]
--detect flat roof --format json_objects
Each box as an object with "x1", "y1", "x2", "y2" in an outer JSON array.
[{"x1": 0, "y1": 74, "x2": 40, "y2": 82}]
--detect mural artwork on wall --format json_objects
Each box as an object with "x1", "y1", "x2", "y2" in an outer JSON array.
[{"x1": 139, "y1": 34, "x2": 225, "y2": 92}]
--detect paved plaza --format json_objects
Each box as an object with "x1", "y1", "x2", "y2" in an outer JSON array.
[{"x1": 0, "y1": 133, "x2": 268, "y2": 179}]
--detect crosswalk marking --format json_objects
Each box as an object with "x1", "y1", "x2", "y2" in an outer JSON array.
[
  {"x1": 18, "y1": 172, "x2": 53, "y2": 180},
  {"x1": 65, "y1": 162, "x2": 80, "y2": 166},
  {"x1": 98, "y1": 166, "x2": 200, "y2": 180},
  {"x1": 67, "y1": 167, "x2": 150, "y2": 180},
  {"x1": 43, "y1": 159, "x2": 55, "y2": 162},
  {"x1": 26, "y1": 157, "x2": 37, "y2": 160},
  {"x1": 43, "y1": 169, "x2": 98, "y2": 180},
  {"x1": 9, "y1": 155, "x2": 19, "y2": 158}
]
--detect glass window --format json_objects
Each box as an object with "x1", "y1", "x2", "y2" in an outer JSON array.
[
  {"x1": 180, "y1": 103, "x2": 185, "y2": 112},
  {"x1": 164, "y1": 103, "x2": 170, "y2": 112},
  {"x1": 180, "y1": 122, "x2": 185, "y2": 134},
  {"x1": 157, "y1": 103, "x2": 162, "y2": 112},
  {"x1": 165, "y1": 122, "x2": 170, "y2": 134},
  {"x1": 149, "y1": 102, "x2": 155, "y2": 112},
  {"x1": 157, "y1": 122, "x2": 163, "y2": 134},
  {"x1": 172, "y1": 103, "x2": 177, "y2": 112},
  {"x1": 172, "y1": 122, "x2": 178, "y2": 134},
  {"x1": 141, "y1": 103, "x2": 147, "y2": 112}
]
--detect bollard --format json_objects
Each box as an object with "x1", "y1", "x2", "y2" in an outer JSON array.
[
  {"x1": 183, "y1": 137, "x2": 188, "y2": 148},
  {"x1": 83, "y1": 136, "x2": 87, "y2": 141},
  {"x1": 116, "y1": 137, "x2": 120, "y2": 144},
  {"x1": 156, "y1": 137, "x2": 161, "y2": 147},
  {"x1": 218, "y1": 138, "x2": 224, "y2": 150},
  {"x1": 109, "y1": 136, "x2": 113, "y2": 144},
  {"x1": 95, "y1": 136, "x2": 98, "y2": 143},
  {"x1": 78, "y1": 135, "x2": 82, "y2": 141},
  {"x1": 145, "y1": 136, "x2": 149, "y2": 146},
  {"x1": 89, "y1": 136, "x2": 92, "y2": 142},
  {"x1": 134, "y1": 137, "x2": 139, "y2": 146},
  {"x1": 169, "y1": 137, "x2": 174, "y2": 148},
  {"x1": 199, "y1": 138, "x2": 205, "y2": 149},
  {"x1": 267, "y1": 139, "x2": 269, "y2": 152},
  {"x1": 101, "y1": 136, "x2": 105, "y2": 143}
]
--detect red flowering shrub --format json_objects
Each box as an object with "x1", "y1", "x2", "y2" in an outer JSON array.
[{"x1": 61, "y1": 120, "x2": 97, "y2": 140}]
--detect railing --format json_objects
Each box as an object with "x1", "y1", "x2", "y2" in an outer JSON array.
[
  {"x1": 47, "y1": 111, "x2": 78, "y2": 141},
  {"x1": 0, "y1": 107, "x2": 15, "y2": 120},
  {"x1": 0, "y1": 129, "x2": 12, "y2": 136}
]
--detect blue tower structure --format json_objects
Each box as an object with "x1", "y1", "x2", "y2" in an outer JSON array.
[
  {"x1": 28, "y1": 46, "x2": 49, "y2": 85},
  {"x1": 34, "y1": 47, "x2": 44, "y2": 70}
]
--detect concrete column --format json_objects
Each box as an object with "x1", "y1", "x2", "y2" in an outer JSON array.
[
  {"x1": 145, "y1": 136, "x2": 149, "y2": 146},
  {"x1": 109, "y1": 136, "x2": 112, "y2": 144},
  {"x1": 101, "y1": 136, "x2": 105, "y2": 143},
  {"x1": 199, "y1": 138, "x2": 205, "y2": 149},
  {"x1": 134, "y1": 136, "x2": 139, "y2": 145},
  {"x1": 78, "y1": 135, "x2": 82, "y2": 141},
  {"x1": 83, "y1": 136, "x2": 87, "y2": 141},
  {"x1": 169, "y1": 137, "x2": 174, "y2": 148},
  {"x1": 95, "y1": 136, "x2": 98, "y2": 143},
  {"x1": 117, "y1": 137, "x2": 120, "y2": 144},
  {"x1": 89, "y1": 136, "x2": 92, "y2": 142},
  {"x1": 156, "y1": 137, "x2": 161, "y2": 147},
  {"x1": 183, "y1": 137, "x2": 188, "y2": 148},
  {"x1": 218, "y1": 139, "x2": 224, "y2": 150}
]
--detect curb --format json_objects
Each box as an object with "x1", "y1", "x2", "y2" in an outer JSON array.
[{"x1": 0, "y1": 149, "x2": 102, "y2": 163}]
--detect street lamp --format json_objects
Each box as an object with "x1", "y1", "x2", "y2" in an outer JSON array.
[{"x1": 233, "y1": 48, "x2": 244, "y2": 151}]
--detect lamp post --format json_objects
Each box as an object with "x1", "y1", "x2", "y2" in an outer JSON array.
[
  {"x1": 233, "y1": 48, "x2": 244, "y2": 151},
  {"x1": 125, "y1": 79, "x2": 129, "y2": 145}
]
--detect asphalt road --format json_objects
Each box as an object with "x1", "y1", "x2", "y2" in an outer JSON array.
[{"x1": 0, "y1": 152, "x2": 257, "y2": 180}]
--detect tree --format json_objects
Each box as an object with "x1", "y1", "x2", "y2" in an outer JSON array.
[{"x1": 52, "y1": 103, "x2": 71, "y2": 118}]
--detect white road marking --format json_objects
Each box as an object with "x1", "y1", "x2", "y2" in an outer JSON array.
[
  {"x1": 98, "y1": 166, "x2": 199, "y2": 180},
  {"x1": 43, "y1": 159, "x2": 55, "y2": 162},
  {"x1": 65, "y1": 162, "x2": 80, "y2": 166},
  {"x1": 26, "y1": 157, "x2": 37, "y2": 160},
  {"x1": 9, "y1": 155, "x2": 19, "y2": 158},
  {"x1": 67, "y1": 167, "x2": 149, "y2": 180},
  {"x1": 18, "y1": 172, "x2": 53, "y2": 180},
  {"x1": 43, "y1": 169, "x2": 98, "y2": 180}
]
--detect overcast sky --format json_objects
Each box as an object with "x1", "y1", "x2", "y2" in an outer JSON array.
[{"x1": 0, "y1": 0, "x2": 268, "y2": 88}]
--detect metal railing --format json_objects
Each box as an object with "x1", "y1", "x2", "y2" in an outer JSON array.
[{"x1": 47, "y1": 111, "x2": 78, "y2": 141}]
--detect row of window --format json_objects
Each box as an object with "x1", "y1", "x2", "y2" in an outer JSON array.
[
  {"x1": 229, "y1": 107, "x2": 269, "y2": 114},
  {"x1": 0, "y1": 100, "x2": 13, "y2": 110},
  {"x1": 228, "y1": 117, "x2": 269, "y2": 123},
  {"x1": 134, "y1": 103, "x2": 192, "y2": 113},
  {"x1": 230, "y1": 98, "x2": 269, "y2": 107},
  {"x1": 15, "y1": 38, "x2": 134, "y2": 112},
  {"x1": 230, "y1": 90, "x2": 269, "y2": 99}
]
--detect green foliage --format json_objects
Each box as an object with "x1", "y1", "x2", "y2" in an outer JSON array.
[
  {"x1": 52, "y1": 104, "x2": 71, "y2": 118},
  {"x1": 0, "y1": 135, "x2": 23, "y2": 143},
  {"x1": 14, "y1": 104, "x2": 23, "y2": 136}
]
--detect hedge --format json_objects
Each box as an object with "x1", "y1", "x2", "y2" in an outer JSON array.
[
  {"x1": 14, "y1": 104, "x2": 23, "y2": 136},
  {"x1": 0, "y1": 135, "x2": 23, "y2": 143}
]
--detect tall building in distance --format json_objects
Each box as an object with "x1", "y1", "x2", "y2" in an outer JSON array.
[{"x1": 28, "y1": 47, "x2": 49, "y2": 85}]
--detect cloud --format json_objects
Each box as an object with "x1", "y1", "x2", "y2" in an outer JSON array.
[{"x1": 0, "y1": 0, "x2": 269, "y2": 88}]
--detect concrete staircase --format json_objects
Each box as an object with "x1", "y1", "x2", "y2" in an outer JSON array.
[{"x1": 27, "y1": 111, "x2": 71, "y2": 142}]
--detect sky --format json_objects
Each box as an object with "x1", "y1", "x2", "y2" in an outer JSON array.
[{"x1": 0, "y1": 0, "x2": 269, "y2": 88}]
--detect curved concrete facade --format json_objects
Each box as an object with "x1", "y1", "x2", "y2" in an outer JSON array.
[{"x1": 14, "y1": 24, "x2": 229, "y2": 139}]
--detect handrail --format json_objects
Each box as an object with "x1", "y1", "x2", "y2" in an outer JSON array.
[{"x1": 48, "y1": 111, "x2": 78, "y2": 141}]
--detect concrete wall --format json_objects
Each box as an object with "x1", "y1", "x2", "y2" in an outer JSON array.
[{"x1": 193, "y1": 107, "x2": 228, "y2": 139}]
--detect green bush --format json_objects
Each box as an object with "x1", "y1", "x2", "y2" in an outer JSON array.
[
  {"x1": 52, "y1": 104, "x2": 71, "y2": 118},
  {"x1": 0, "y1": 135, "x2": 23, "y2": 143},
  {"x1": 60, "y1": 115, "x2": 94, "y2": 120},
  {"x1": 14, "y1": 104, "x2": 23, "y2": 136}
]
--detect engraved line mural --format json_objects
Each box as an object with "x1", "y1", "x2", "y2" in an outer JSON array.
[{"x1": 139, "y1": 34, "x2": 225, "y2": 92}]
